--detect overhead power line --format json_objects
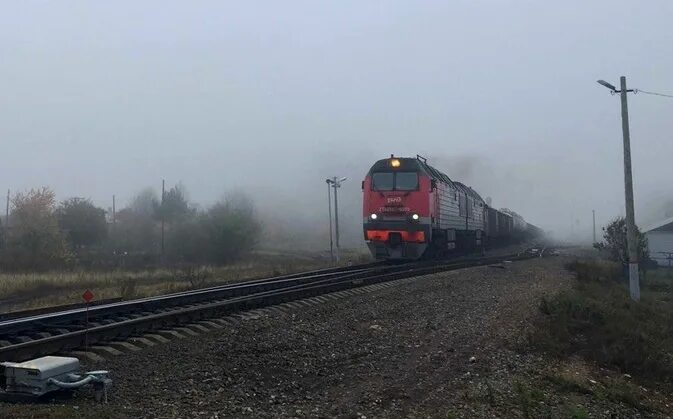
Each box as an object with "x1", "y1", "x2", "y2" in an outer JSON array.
[{"x1": 634, "y1": 89, "x2": 673, "y2": 98}]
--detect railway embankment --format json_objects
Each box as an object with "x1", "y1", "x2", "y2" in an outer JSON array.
[{"x1": 2, "y1": 252, "x2": 671, "y2": 418}]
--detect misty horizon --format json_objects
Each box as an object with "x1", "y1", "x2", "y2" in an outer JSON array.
[{"x1": 2, "y1": 1, "x2": 672, "y2": 247}]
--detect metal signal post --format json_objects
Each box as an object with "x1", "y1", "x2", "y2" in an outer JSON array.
[
  {"x1": 326, "y1": 180, "x2": 334, "y2": 263},
  {"x1": 326, "y1": 176, "x2": 347, "y2": 264}
]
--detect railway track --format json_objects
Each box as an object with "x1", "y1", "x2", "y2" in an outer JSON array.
[
  {"x1": 0, "y1": 252, "x2": 540, "y2": 362},
  {"x1": 0, "y1": 261, "x2": 382, "y2": 325}
]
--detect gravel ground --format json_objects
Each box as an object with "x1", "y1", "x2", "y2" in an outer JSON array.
[{"x1": 2, "y1": 255, "x2": 670, "y2": 418}]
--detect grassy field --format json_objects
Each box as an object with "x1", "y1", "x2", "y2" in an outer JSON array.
[
  {"x1": 0, "y1": 248, "x2": 372, "y2": 313},
  {"x1": 529, "y1": 256, "x2": 673, "y2": 414}
]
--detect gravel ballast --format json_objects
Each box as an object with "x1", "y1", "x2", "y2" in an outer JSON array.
[{"x1": 2, "y1": 256, "x2": 668, "y2": 418}]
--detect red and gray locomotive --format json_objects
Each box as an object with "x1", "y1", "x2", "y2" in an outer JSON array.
[{"x1": 362, "y1": 155, "x2": 539, "y2": 260}]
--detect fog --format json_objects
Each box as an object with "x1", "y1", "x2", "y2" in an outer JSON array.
[{"x1": 2, "y1": 1, "x2": 672, "y2": 249}]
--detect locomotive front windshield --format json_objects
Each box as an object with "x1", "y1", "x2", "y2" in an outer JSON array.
[
  {"x1": 371, "y1": 172, "x2": 418, "y2": 191},
  {"x1": 372, "y1": 173, "x2": 394, "y2": 190},
  {"x1": 395, "y1": 172, "x2": 419, "y2": 190}
]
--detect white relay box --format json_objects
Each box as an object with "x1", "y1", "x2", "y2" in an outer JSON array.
[{"x1": 1, "y1": 356, "x2": 80, "y2": 396}]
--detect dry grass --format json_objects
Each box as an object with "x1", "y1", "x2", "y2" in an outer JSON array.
[
  {"x1": 532, "y1": 259, "x2": 673, "y2": 382},
  {"x1": 0, "y1": 248, "x2": 372, "y2": 313}
]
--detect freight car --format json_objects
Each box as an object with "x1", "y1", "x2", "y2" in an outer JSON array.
[{"x1": 362, "y1": 155, "x2": 540, "y2": 260}]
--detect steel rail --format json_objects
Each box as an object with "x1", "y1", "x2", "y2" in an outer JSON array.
[
  {"x1": 0, "y1": 252, "x2": 537, "y2": 362},
  {"x1": 0, "y1": 261, "x2": 386, "y2": 322},
  {"x1": 0, "y1": 266, "x2": 383, "y2": 336}
]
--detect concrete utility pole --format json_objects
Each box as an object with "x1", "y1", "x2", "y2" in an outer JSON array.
[
  {"x1": 4, "y1": 189, "x2": 9, "y2": 243},
  {"x1": 161, "y1": 179, "x2": 165, "y2": 259},
  {"x1": 619, "y1": 76, "x2": 640, "y2": 301},
  {"x1": 326, "y1": 180, "x2": 334, "y2": 263},
  {"x1": 592, "y1": 209, "x2": 596, "y2": 244},
  {"x1": 333, "y1": 177, "x2": 341, "y2": 263},
  {"x1": 112, "y1": 194, "x2": 117, "y2": 256},
  {"x1": 597, "y1": 76, "x2": 640, "y2": 301}
]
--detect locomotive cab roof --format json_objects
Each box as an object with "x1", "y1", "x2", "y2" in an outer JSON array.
[
  {"x1": 367, "y1": 156, "x2": 485, "y2": 204},
  {"x1": 367, "y1": 156, "x2": 454, "y2": 186}
]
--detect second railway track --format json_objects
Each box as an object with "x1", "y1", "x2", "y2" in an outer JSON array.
[{"x1": 0, "y1": 251, "x2": 541, "y2": 362}]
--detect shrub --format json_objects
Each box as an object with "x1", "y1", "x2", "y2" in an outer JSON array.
[
  {"x1": 532, "y1": 260, "x2": 673, "y2": 383},
  {"x1": 593, "y1": 217, "x2": 649, "y2": 265}
]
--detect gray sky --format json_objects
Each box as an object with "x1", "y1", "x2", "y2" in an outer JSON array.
[{"x1": 1, "y1": 1, "x2": 672, "y2": 245}]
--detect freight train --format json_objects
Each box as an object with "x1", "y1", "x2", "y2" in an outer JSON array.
[{"x1": 362, "y1": 155, "x2": 542, "y2": 260}]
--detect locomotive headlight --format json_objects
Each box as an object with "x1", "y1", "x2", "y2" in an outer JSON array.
[
  {"x1": 411, "y1": 213, "x2": 419, "y2": 221},
  {"x1": 390, "y1": 159, "x2": 401, "y2": 168},
  {"x1": 370, "y1": 213, "x2": 378, "y2": 220}
]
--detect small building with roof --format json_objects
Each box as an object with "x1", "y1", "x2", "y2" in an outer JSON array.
[{"x1": 644, "y1": 216, "x2": 673, "y2": 266}]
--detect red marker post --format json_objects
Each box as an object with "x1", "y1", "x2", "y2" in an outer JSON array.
[{"x1": 82, "y1": 289, "x2": 94, "y2": 352}]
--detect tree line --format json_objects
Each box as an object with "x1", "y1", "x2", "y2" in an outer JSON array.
[{"x1": 0, "y1": 185, "x2": 261, "y2": 271}]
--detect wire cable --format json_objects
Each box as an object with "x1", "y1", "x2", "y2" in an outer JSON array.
[{"x1": 634, "y1": 89, "x2": 673, "y2": 98}]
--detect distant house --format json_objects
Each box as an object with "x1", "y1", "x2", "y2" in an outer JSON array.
[{"x1": 644, "y1": 216, "x2": 673, "y2": 267}]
